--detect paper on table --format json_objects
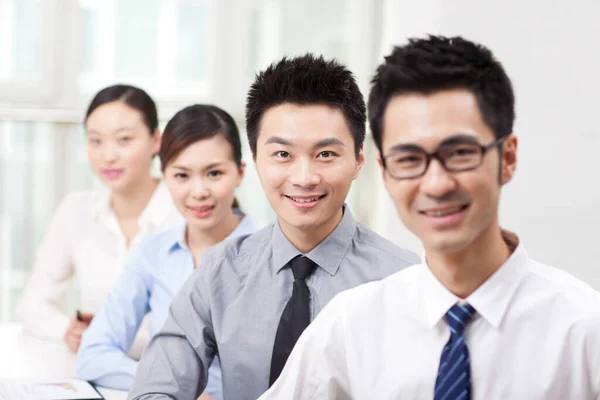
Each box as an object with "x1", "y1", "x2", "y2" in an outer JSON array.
[{"x1": 0, "y1": 378, "x2": 103, "y2": 400}]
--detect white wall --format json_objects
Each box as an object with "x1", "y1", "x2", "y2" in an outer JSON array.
[{"x1": 375, "y1": 0, "x2": 600, "y2": 288}]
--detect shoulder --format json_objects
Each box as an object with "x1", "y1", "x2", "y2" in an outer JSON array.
[
  {"x1": 321, "y1": 264, "x2": 424, "y2": 322},
  {"x1": 50, "y1": 189, "x2": 105, "y2": 222},
  {"x1": 203, "y1": 223, "x2": 272, "y2": 267},
  {"x1": 524, "y1": 261, "x2": 600, "y2": 353},
  {"x1": 137, "y1": 225, "x2": 182, "y2": 252},
  {"x1": 185, "y1": 223, "x2": 273, "y2": 286},
  {"x1": 125, "y1": 224, "x2": 183, "y2": 272},
  {"x1": 526, "y1": 259, "x2": 600, "y2": 319},
  {"x1": 229, "y1": 213, "x2": 258, "y2": 239},
  {"x1": 57, "y1": 189, "x2": 102, "y2": 209},
  {"x1": 352, "y1": 222, "x2": 421, "y2": 267}
]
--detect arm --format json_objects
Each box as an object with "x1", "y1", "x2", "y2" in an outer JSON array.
[
  {"x1": 258, "y1": 293, "x2": 352, "y2": 400},
  {"x1": 15, "y1": 194, "x2": 77, "y2": 340},
  {"x1": 76, "y1": 241, "x2": 153, "y2": 390},
  {"x1": 128, "y1": 262, "x2": 217, "y2": 400}
]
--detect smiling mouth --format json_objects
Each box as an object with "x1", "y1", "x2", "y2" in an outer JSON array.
[
  {"x1": 285, "y1": 195, "x2": 327, "y2": 203},
  {"x1": 419, "y1": 204, "x2": 469, "y2": 217},
  {"x1": 189, "y1": 205, "x2": 214, "y2": 212}
]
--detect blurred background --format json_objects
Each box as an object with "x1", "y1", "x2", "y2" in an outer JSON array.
[{"x1": 0, "y1": 0, "x2": 599, "y2": 322}]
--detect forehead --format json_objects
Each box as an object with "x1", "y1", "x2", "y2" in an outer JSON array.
[
  {"x1": 381, "y1": 89, "x2": 495, "y2": 152},
  {"x1": 258, "y1": 103, "x2": 353, "y2": 146},
  {"x1": 86, "y1": 101, "x2": 144, "y2": 132},
  {"x1": 169, "y1": 135, "x2": 233, "y2": 167}
]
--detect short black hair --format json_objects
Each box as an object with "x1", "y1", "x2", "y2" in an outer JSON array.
[
  {"x1": 85, "y1": 84, "x2": 158, "y2": 134},
  {"x1": 246, "y1": 54, "x2": 366, "y2": 158},
  {"x1": 368, "y1": 35, "x2": 515, "y2": 155}
]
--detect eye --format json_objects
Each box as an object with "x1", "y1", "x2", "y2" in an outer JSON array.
[
  {"x1": 451, "y1": 147, "x2": 477, "y2": 156},
  {"x1": 174, "y1": 172, "x2": 188, "y2": 180},
  {"x1": 207, "y1": 170, "x2": 223, "y2": 178},
  {"x1": 274, "y1": 151, "x2": 291, "y2": 159},
  {"x1": 390, "y1": 153, "x2": 423, "y2": 164},
  {"x1": 399, "y1": 156, "x2": 421, "y2": 163},
  {"x1": 88, "y1": 137, "x2": 101, "y2": 145},
  {"x1": 317, "y1": 151, "x2": 336, "y2": 159},
  {"x1": 118, "y1": 136, "x2": 132, "y2": 144}
]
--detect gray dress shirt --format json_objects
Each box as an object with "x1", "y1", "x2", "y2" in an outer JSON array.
[{"x1": 128, "y1": 207, "x2": 419, "y2": 400}]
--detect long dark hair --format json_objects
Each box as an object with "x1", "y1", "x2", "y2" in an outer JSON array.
[
  {"x1": 85, "y1": 84, "x2": 159, "y2": 134},
  {"x1": 159, "y1": 104, "x2": 243, "y2": 209}
]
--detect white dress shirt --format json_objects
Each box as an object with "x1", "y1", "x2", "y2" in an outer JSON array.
[
  {"x1": 260, "y1": 232, "x2": 600, "y2": 400},
  {"x1": 16, "y1": 181, "x2": 183, "y2": 341}
]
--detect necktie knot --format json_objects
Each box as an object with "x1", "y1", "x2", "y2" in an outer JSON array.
[
  {"x1": 291, "y1": 256, "x2": 317, "y2": 280},
  {"x1": 446, "y1": 303, "x2": 476, "y2": 336}
]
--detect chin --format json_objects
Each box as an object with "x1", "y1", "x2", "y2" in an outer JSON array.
[
  {"x1": 103, "y1": 178, "x2": 130, "y2": 191},
  {"x1": 189, "y1": 218, "x2": 217, "y2": 230},
  {"x1": 279, "y1": 214, "x2": 322, "y2": 231},
  {"x1": 424, "y1": 235, "x2": 470, "y2": 254}
]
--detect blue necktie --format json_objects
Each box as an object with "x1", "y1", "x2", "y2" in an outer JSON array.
[{"x1": 434, "y1": 303, "x2": 476, "y2": 400}]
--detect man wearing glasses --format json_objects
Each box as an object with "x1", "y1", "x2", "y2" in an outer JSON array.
[{"x1": 259, "y1": 36, "x2": 600, "y2": 399}]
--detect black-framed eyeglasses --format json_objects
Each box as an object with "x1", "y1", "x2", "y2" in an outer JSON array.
[{"x1": 382, "y1": 136, "x2": 506, "y2": 180}]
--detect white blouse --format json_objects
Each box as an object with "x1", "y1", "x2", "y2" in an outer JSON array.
[{"x1": 16, "y1": 181, "x2": 183, "y2": 341}]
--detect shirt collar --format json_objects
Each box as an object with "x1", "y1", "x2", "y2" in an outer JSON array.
[
  {"x1": 90, "y1": 189, "x2": 112, "y2": 223},
  {"x1": 271, "y1": 205, "x2": 357, "y2": 276},
  {"x1": 169, "y1": 223, "x2": 189, "y2": 252},
  {"x1": 169, "y1": 209, "x2": 255, "y2": 253},
  {"x1": 91, "y1": 180, "x2": 174, "y2": 231},
  {"x1": 422, "y1": 230, "x2": 529, "y2": 329}
]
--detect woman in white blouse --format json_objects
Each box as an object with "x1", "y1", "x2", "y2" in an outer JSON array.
[{"x1": 16, "y1": 84, "x2": 182, "y2": 352}]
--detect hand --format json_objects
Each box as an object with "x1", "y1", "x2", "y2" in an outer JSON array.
[
  {"x1": 63, "y1": 311, "x2": 94, "y2": 353},
  {"x1": 197, "y1": 393, "x2": 215, "y2": 400}
]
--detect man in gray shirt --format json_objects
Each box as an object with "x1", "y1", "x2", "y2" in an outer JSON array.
[{"x1": 129, "y1": 54, "x2": 418, "y2": 400}]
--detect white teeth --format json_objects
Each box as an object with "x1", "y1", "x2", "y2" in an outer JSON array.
[
  {"x1": 291, "y1": 197, "x2": 320, "y2": 203},
  {"x1": 425, "y1": 207, "x2": 463, "y2": 217}
]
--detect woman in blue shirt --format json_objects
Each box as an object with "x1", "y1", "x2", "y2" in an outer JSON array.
[{"x1": 76, "y1": 104, "x2": 256, "y2": 400}]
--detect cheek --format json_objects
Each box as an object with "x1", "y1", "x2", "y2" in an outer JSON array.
[
  {"x1": 469, "y1": 163, "x2": 500, "y2": 199},
  {"x1": 390, "y1": 182, "x2": 415, "y2": 213},
  {"x1": 165, "y1": 181, "x2": 188, "y2": 206},
  {"x1": 381, "y1": 177, "x2": 416, "y2": 221},
  {"x1": 211, "y1": 178, "x2": 238, "y2": 202},
  {"x1": 87, "y1": 147, "x2": 101, "y2": 167},
  {"x1": 323, "y1": 162, "x2": 357, "y2": 188},
  {"x1": 122, "y1": 144, "x2": 153, "y2": 165},
  {"x1": 257, "y1": 162, "x2": 286, "y2": 189},
  {"x1": 476, "y1": 179, "x2": 500, "y2": 212}
]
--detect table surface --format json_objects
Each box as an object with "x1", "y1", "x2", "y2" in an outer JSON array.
[{"x1": 0, "y1": 323, "x2": 127, "y2": 400}]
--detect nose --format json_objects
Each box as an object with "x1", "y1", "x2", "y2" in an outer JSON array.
[
  {"x1": 419, "y1": 159, "x2": 457, "y2": 198},
  {"x1": 99, "y1": 141, "x2": 119, "y2": 164},
  {"x1": 288, "y1": 158, "x2": 322, "y2": 188},
  {"x1": 190, "y1": 177, "x2": 210, "y2": 199}
]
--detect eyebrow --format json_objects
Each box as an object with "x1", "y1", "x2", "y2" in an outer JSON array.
[
  {"x1": 87, "y1": 126, "x2": 137, "y2": 135},
  {"x1": 170, "y1": 162, "x2": 224, "y2": 172},
  {"x1": 171, "y1": 165, "x2": 191, "y2": 172},
  {"x1": 313, "y1": 138, "x2": 344, "y2": 149},
  {"x1": 387, "y1": 133, "x2": 479, "y2": 153},
  {"x1": 264, "y1": 136, "x2": 292, "y2": 146},
  {"x1": 264, "y1": 136, "x2": 345, "y2": 150}
]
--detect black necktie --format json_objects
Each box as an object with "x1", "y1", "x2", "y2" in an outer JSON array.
[{"x1": 269, "y1": 255, "x2": 317, "y2": 386}]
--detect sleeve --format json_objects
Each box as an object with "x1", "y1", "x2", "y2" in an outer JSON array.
[
  {"x1": 76, "y1": 240, "x2": 153, "y2": 391},
  {"x1": 590, "y1": 315, "x2": 600, "y2": 399},
  {"x1": 15, "y1": 193, "x2": 78, "y2": 340},
  {"x1": 128, "y1": 258, "x2": 218, "y2": 400},
  {"x1": 258, "y1": 292, "x2": 353, "y2": 400}
]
